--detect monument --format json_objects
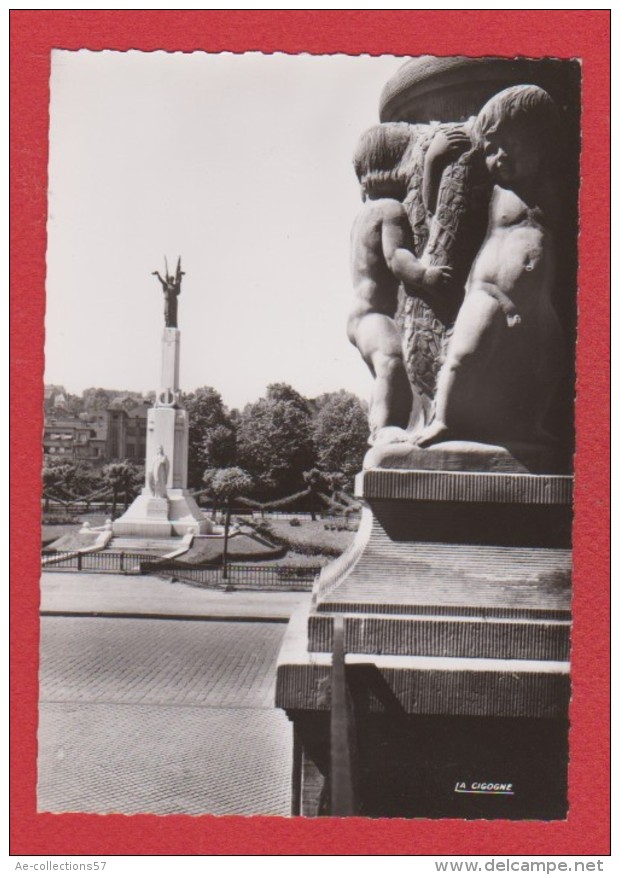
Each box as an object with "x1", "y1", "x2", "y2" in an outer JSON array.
[
  {"x1": 113, "y1": 259, "x2": 211, "y2": 538},
  {"x1": 276, "y1": 58, "x2": 578, "y2": 818}
]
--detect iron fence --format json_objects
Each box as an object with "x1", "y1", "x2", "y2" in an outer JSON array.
[
  {"x1": 41, "y1": 550, "x2": 155, "y2": 573},
  {"x1": 41, "y1": 550, "x2": 321, "y2": 590},
  {"x1": 146, "y1": 562, "x2": 321, "y2": 591}
]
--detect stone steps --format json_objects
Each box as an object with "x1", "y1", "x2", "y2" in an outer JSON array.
[{"x1": 108, "y1": 537, "x2": 184, "y2": 554}]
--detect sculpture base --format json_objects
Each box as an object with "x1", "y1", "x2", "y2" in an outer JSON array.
[
  {"x1": 364, "y1": 439, "x2": 568, "y2": 475},
  {"x1": 275, "y1": 463, "x2": 573, "y2": 817},
  {"x1": 112, "y1": 488, "x2": 212, "y2": 538}
]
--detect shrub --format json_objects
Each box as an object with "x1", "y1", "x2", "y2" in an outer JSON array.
[
  {"x1": 41, "y1": 515, "x2": 80, "y2": 525},
  {"x1": 289, "y1": 518, "x2": 301, "y2": 527}
]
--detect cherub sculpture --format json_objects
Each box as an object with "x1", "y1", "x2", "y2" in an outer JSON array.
[
  {"x1": 416, "y1": 85, "x2": 565, "y2": 449},
  {"x1": 347, "y1": 121, "x2": 483, "y2": 444}
]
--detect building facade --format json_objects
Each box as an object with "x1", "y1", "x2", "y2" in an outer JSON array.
[{"x1": 43, "y1": 401, "x2": 149, "y2": 465}]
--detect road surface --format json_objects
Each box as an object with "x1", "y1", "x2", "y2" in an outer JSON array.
[{"x1": 38, "y1": 614, "x2": 294, "y2": 816}]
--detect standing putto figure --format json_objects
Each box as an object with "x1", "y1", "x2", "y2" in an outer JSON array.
[
  {"x1": 349, "y1": 84, "x2": 566, "y2": 457},
  {"x1": 152, "y1": 257, "x2": 184, "y2": 328},
  {"x1": 416, "y1": 85, "x2": 565, "y2": 449},
  {"x1": 348, "y1": 119, "x2": 489, "y2": 443}
]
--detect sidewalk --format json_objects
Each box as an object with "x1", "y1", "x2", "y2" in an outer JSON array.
[{"x1": 40, "y1": 571, "x2": 312, "y2": 621}]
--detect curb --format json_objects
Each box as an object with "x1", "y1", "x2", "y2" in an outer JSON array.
[{"x1": 39, "y1": 610, "x2": 290, "y2": 624}]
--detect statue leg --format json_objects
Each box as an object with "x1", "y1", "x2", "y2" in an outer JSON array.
[
  {"x1": 416, "y1": 290, "x2": 502, "y2": 447},
  {"x1": 349, "y1": 312, "x2": 412, "y2": 441}
]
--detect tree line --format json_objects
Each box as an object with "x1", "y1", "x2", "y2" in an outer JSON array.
[{"x1": 43, "y1": 383, "x2": 370, "y2": 511}]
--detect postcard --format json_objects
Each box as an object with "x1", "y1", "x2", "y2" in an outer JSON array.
[{"x1": 10, "y1": 9, "x2": 610, "y2": 858}]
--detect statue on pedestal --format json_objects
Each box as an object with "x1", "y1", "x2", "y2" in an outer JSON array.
[
  {"x1": 148, "y1": 445, "x2": 170, "y2": 498},
  {"x1": 349, "y1": 85, "x2": 565, "y2": 457},
  {"x1": 152, "y1": 257, "x2": 184, "y2": 328}
]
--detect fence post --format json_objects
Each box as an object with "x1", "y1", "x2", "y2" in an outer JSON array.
[
  {"x1": 291, "y1": 728, "x2": 303, "y2": 817},
  {"x1": 77, "y1": 552, "x2": 82, "y2": 571},
  {"x1": 119, "y1": 552, "x2": 124, "y2": 573}
]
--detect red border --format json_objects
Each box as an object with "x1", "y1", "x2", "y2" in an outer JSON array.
[{"x1": 10, "y1": 10, "x2": 610, "y2": 856}]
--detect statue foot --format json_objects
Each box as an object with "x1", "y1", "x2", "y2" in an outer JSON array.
[
  {"x1": 372, "y1": 426, "x2": 411, "y2": 447},
  {"x1": 415, "y1": 421, "x2": 451, "y2": 448}
]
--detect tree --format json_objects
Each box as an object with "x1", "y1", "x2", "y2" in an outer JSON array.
[
  {"x1": 42, "y1": 462, "x2": 75, "y2": 509},
  {"x1": 82, "y1": 387, "x2": 148, "y2": 412},
  {"x1": 236, "y1": 383, "x2": 316, "y2": 497},
  {"x1": 82, "y1": 387, "x2": 114, "y2": 412},
  {"x1": 202, "y1": 424, "x2": 237, "y2": 470},
  {"x1": 301, "y1": 468, "x2": 332, "y2": 520},
  {"x1": 202, "y1": 467, "x2": 253, "y2": 579},
  {"x1": 183, "y1": 387, "x2": 236, "y2": 488},
  {"x1": 265, "y1": 383, "x2": 311, "y2": 413},
  {"x1": 312, "y1": 391, "x2": 369, "y2": 487},
  {"x1": 42, "y1": 461, "x2": 109, "y2": 511},
  {"x1": 103, "y1": 461, "x2": 138, "y2": 517}
]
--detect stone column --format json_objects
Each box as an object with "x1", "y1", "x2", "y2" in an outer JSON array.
[
  {"x1": 113, "y1": 326, "x2": 211, "y2": 538},
  {"x1": 144, "y1": 328, "x2": 187, "y2": 493}
]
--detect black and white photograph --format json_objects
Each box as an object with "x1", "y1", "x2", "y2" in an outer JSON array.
[{"x1": 39, "y1": 50, "x2": 579, "y2": 821}]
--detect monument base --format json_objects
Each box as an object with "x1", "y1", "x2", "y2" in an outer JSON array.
[
  {"x1": 112, "y1": 487, "x2": 212, "y2": 538},
  {"x1": 277, "y1": 606, "x2": 569, "y2": 820},
  {"x1": 364, "y1": 439, "x2": 567, "y2": 475},
  {"x1": 275, "y1": 463, "x2": 573, "y2": 818}
]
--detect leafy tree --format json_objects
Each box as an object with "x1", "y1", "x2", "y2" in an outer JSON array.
[
  {"x1": 82, "y1": 387, "x2": 114, "y2": 412},
  {"x1": 312, "y1": 390, "x2": 369, "y2": 486},
  {"x1": 301, "y1": 468, "x2": 332, "y2": 520},
  {"x1": 202, "y1": 424, "x2": 237, "y2": 471},
  {"x1": 236, "y1": 383, "x2": 316, "y2": 497},
  {"x1": 103, "y1": 461, "x2": 139, "y2": 517},
  {"x1": 44, "y1": 390, "x2": 83, "y2": 417},
  {"x1": 265, "y1": 383, "x2": 311, "y2": 414},
  {"x1": 82, "y1": 388, "x2": 147, "y2": 412},
  {"x1": 183, "y1": 387, "x2": 236, "y2": 488},
  {"x1": 42, "y1": 463, "x2": 75, "y2": 509},
  {"x1": 108, "y1": 393, "x2": 148, "y2": 412},
  {"x1": 63, "y1": 394, "x2": 84, "y2": 417},
  {"x1": 202, "y1": 467, "x2": 253, "y2": 579}
]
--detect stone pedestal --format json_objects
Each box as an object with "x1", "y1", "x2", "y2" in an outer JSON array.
[
  {"x1": 276, "y1": 54, "x2": 578, "y2": 820},
  {"x1": 275, "y1": 457, "x2": 572, "y2": 819},
  {"x1": 113, "y1": 327, "x2": 211, "y2": 538},
  {"x1": 111, "y1": 486, "x2": 209, "y2": 538}
]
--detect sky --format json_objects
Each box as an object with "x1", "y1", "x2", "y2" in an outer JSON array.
[{"x1": 45, "y1": 50, "x2": 405, "y2": 410}]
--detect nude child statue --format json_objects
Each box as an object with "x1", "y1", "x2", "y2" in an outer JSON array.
[
  {"x1": 416, "y1": 85, "x2": 565, "y2": 449},
  {"x1": 347, "y1": 123, "x2": 461, "y2": 445}
]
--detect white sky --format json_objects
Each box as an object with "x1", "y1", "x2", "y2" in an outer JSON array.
[{"x1": 45, "y1": 50, "x2": 404, "y2": 410}]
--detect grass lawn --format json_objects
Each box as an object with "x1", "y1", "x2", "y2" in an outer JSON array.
[
  {"x1": 256, "y1": 552, "x2": 333, "y2": 568},
  {"x1": 42, "y1": 512, "x2": 109, "y2": 546},
  {"x1": 42, "y1": 511, "x2": 360, "y2": 569},
  {"x1": 245, "y1": 517, "x2": 360, "y2": 555}
]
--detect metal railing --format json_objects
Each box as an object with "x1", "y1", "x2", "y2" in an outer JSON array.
[
  {"x1": 145, "y1": 562, "x2": 322, "y2": 591},
  {"x1": 41, "y1": 550, "x2": 321, "y2": 589},
  {"x1": 41, "y1": 550, "x2": 155, "y2": 573}
]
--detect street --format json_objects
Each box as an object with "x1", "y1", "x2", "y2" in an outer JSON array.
[{"x1": 38, "y1": 613, "x2": 294, "y2": 816}]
